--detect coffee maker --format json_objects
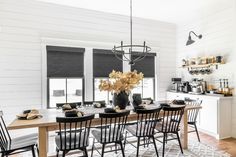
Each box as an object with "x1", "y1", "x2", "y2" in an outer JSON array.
[
  {"x1": 182, "y1": 81, "x2": 192, "y2": 93},
  {"x1": 189, "y1": 78, "x2": 207, "y2": 94},
  {"x1": 170, "y1": 78, "x2": 182, "y2": 92}
]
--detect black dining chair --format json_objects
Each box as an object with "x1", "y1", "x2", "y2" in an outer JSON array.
[
  {"x1": 125, "y1": 107, "x2": 162, "y2": 157},
  {"x1": 0, "y1": 111, "x2": 38, "y2": 157},
  {"x1": 55, "y1": 114, "x2": 95, "y2": 157},
  {"x1": 185, "y1": 99, "x2": 202, "y2": 142},
  {"x1": 91, "y1": 110, "x2": 130, "y2": 157},
  {"x1": 155, "y1": 106, "x2": 185, "y2": 157}
]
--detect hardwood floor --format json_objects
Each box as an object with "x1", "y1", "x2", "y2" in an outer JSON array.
[{"x1": 189, "y1": 130, "x2": 236, "y2": 156}]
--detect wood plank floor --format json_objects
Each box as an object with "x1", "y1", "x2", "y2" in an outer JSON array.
[{"x1": 189, "y1": 131, "x2": 236, "y2": 156}]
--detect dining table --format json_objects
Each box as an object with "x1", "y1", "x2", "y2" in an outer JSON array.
[{"x1": 7, "y1": 103, "x2": 201, "y2": 157}]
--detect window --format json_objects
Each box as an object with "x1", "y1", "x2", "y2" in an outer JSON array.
[
  {"x1": 47, "y1": 46, "x2": 85, "y2": 108},
  {"x1": 131, "y1": 53, "x2": 156, "y2": 99},
  {"x1": 49, "y1": 78, "x2": 83, "y2": 108},
  {"x1": 132, "y1": 78, "x2": 155, "y2": 99},
  {"x1": 93, "y1": 49, "x2": 123, "y2": 102},
  {"x1": 94, "y1": 78, "x2": 112, "y2": 102}
]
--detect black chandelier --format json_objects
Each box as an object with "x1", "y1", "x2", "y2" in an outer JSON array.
[{"x1": 112, "y1": 0, "x2": 151, "y2": 65}]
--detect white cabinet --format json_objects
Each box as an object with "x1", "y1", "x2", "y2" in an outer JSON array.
[
  {"x1": 166, "y1": 92, "x2": 232, "y2": 139},
  {"x1": 198, "y1": 98, "x2": 218, "y2": 135}
]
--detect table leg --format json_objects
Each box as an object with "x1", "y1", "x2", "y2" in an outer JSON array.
[
  {"x1": 181, "y1": 110, "x2": 188, "y2": 149},
  {"x1": 38, "y1": 126, "x2": 48, "y2": 157}
]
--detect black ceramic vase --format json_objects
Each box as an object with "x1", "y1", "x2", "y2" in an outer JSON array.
[{"x1": 113, "y1": 91, "x2": 129, "y2": 110}]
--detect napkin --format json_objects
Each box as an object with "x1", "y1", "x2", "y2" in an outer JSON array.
[{"x1": 16, "y1": 109, "x2": 42, "y2": 120}]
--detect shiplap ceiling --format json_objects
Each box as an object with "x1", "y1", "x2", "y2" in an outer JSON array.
[{"x1": 37, "y1": 0, "x2": 234, "y2": 24}]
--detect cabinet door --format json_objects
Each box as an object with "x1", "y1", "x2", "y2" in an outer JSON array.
[
  {"x1": 166, "y1": 92, "x2": 184, "y2": 100},
  {"x1": 198, "y1": 99, "x2": 218, "y2": 134}
]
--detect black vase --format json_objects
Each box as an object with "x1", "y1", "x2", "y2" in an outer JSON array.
[{"x1": 113, "y1": 91, "x2": 129, "y2": 109}]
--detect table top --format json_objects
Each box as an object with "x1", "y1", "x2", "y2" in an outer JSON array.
[{"x1": 8, "y1": 103, "x2": 201, "y2": 130}]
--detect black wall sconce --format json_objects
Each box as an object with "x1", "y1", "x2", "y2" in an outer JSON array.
[{"x1": 186, "y1": 31, "x2": 202, "y2": 46}]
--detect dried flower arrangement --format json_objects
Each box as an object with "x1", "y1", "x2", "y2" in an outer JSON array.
[{"x1": 99, "y1": 70, "x2": 144, "y2": 94}]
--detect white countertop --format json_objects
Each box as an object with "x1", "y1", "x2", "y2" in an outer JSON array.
[{"x1": 167, "y1": 91, "x2": 233, "y2": 100}]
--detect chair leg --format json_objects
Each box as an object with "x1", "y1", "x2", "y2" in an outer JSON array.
[
  {"x1": 84, "y1": 148, "x2": 88, "y2": 157},
  {"x1": 115, "y1": 143, "x2": 118, "y2": 154},
  {"x1": 56, "y1": 148, "x2": 59, "y2": 157},
  {"x1": 162, "y1": 133, "x2": 166, "y2": 157},
  {"x1": 101, "y1": 144, "x2": 105, "y2": 157},
  {"x1": 62, "y1": 150, "x2": 66, "y2": 157},
  {"x1": 31, "y1": 146, "x2": 36, "y2": 157},
  {"x1": 194, "y1": 124, "x2": 201, "y2": 142},
  {"x1": 119, "y1": 141, "x2": 125, "y2": 157},
  {"x1": 136, "y1": 137, "x2": 140, "y2": 157},
  {"x1": 1, "y1": 153, "x2": 4, "y2": 157},
  {"x1": 36, "y1": 144, "x2": 39, "y2": 155},
  {"x1": 176, "y1": 133, "x2": 183, "y2": 154},
  {"x1": 152, "y1": 136, "x2": 159, "y2": 157},
  {"x1": 165, "y1": 133, "x2": 168, "y2": 144},
  {"x1": 124, "y1": 131, "x2": 128, "y2": 150},
  {"x1": 91, "y1": 138, "x2": 95, "y2": 157},
  {"x1": 143, "y1": 137, "x2": 146, "y2": 148}
]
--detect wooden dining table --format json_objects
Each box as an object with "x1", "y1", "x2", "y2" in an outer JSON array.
[{"x1": 7, "y1": 103, "x2": 201, "y2": 157}]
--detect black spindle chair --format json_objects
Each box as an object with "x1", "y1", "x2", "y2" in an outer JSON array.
[
  {"x1": 0, "y1": 111, "x2": 38, "y2": 157},
  {"x1": 91, "y1": 110, "x2": 130, "y2": 157},
  {"x1": 55, "y1": 114, "x2": 95, "y2": 157},
  {"x1": 125, "y1": 108, "x2": 162, "y2": 157},
  {"x1": 185, "y1": 99, "x2": 202, "y2": 142},
  {"x1": 155, "y1": 106, "x2": 185, "y2": 157}
]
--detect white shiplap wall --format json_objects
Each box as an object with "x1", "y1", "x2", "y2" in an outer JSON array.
[
  {"x1": 176, "y1": 2, "x2": 236, "y2": 137},
  {"x1": 0, "y1": 0, "x2": 176, "y2": 124}
]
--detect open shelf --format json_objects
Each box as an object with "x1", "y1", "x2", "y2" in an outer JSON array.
[{"x1": 182, "y1": 62, "x2": 225, "y2": 69}]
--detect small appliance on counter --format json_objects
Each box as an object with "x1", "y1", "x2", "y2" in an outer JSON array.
[
  {"x1": 182, "y1": 81, "x2": 192, "y2": 93},
  {"x1": 170, "y1": 78, "x2": 182, "y2": 92},
  {"x1": 189, "y1": 78, "x2": 207, "y2": 94}
]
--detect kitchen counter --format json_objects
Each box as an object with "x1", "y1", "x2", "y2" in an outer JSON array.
[
  {"x1": 167, "y1": 91, "x2": 233, "y2": 100},
  {"x1": 166, "y1": 91, "x2": 232, "y2": 139}
]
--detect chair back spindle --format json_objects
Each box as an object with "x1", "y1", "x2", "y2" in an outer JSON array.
[
  {"x1": 56, "y1": 114, "x2": 94, "y2": 150},
  {"x1": 161, "y1": 106, "x2": 185, "y2": 133},
  {"x1": 0, "y1": 111, "x2": 11, "y2": 152},
  {"x1": 99, "y1": 111, "x2": 130, "y2": 144},
  {"x1": 185, "y1": 99, "x2": 202, "y2": 123},
  {"x1": 136, "y1": 108, "x2": 161, "y2": 137}
]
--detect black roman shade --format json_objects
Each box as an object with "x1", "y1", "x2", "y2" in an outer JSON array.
[
  {"x1": 131, "y1": 53, "x2": 156, "y2": 77},
  {"x1": 47, "y1": 46, "x2": 85, "y2": 77},
  {"x1": 93, "y1": 49, "x2": 123, "y2": 77}
]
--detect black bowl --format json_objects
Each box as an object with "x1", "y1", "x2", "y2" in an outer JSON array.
[
  {"x1": 172, "y1": 100, "x2": 185, "y2": 105},
  {"x1": 133, "y1": 106, "x2": 145, "y2": 112},
  {"x1": 23, "y1": 110, "x2": 31, "y2": 114},
  {"x1": 69, "y1": 103, "x2": 77, "y2": 109},
  {"x1": 160, "y1": 103, "x2": 170, "y2": 108},
  {"x1": 65, "y1": 110, "x2": 78, "y2": 117},
  {"x1": 104, "y1": 108, "x2": 116, "y2": 113}
]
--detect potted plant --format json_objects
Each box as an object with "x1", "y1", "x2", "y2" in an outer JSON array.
[{"x1": 99, "y1": 70, "x2": 143, "y2": 109}]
